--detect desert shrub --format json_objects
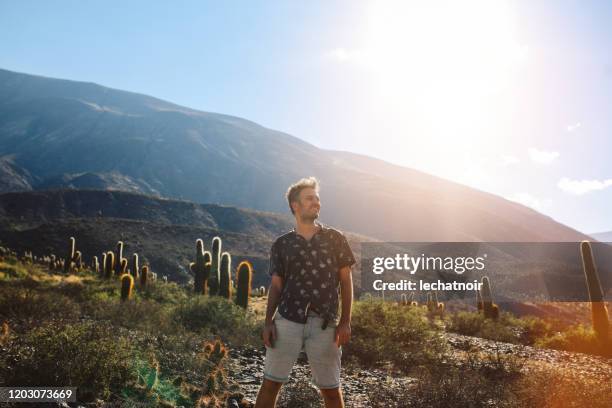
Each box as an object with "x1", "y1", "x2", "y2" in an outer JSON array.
[
  {"x1": 344, "y1": 299, "x2": 448, "y2": 372},
  {"x1": 86, "y1": 298, "x2": 179, "y2": 335},
  {"x1": 515, "y1": 315, "x2": 554, "y2": 346},
  {"x1": 535, "y1": 324, "x2": 611, "y2": 357},
  {"x1": 0, "y1": 284, "x2": 81, "y2": 325},
  {"x1": 513, "y1": 368, "x2": 612, "y2": 408},
  {"x1": 446, "y1": 311, "x2": 519, "y2": 344},
  {"x1": 174, "y1": 295, "x2": 259, "y2": 345},
  {"x1": 365, "y1": 343, "x2": 525, "y2": 408},
  {"x1": 138, "y1": 281, "x2": 189, "y2": 305},
  {"x1": 1, "y1": 320, "x2": 136, "y2": 402},
  {"x1": 447, "y1": 311, "x2": 485, "y2": 336}
]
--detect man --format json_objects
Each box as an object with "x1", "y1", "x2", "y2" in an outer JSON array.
[{"x1": 255, "y1": 177, "x2": 355, "y2": 408}]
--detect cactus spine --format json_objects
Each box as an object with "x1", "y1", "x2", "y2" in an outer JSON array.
[
  {"x1": 235, "y1": 261, "x2": 252, "y2": 309},
  {"x1": 481, "y1": 276, "x2": 499, "y2": 319},
  {"x1": 219, "y1": 252, "x2": 231, "y2": 299},
  {"x1": 130, "y1": 253, "x2": 139, "y2": 279},
  {"x1": 580, "y1": 241, "x2": 611, "y2": 345},
  {"x1": 120, "y1": 274, "x2": 134, "y2": 301}
]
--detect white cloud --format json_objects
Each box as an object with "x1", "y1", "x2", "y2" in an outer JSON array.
[
  {"x1": 566, "y1": 122, "x2": 581, "y2": 132},
  {"x1": 501, "y1": 154, "x2": 520, "y2": 165},
  {"x1": 557, "y1": 177, "x2": 612, "y2": 195},
  {"x1": 528, "y1": 148, "x2": 559, "y2": 164},
  {"x1": 507, "y1": 192, "x2": 550, "y2": 212}
]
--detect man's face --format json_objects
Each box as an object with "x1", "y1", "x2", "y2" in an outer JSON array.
[{"x1": 294, "y1": 187, "x2": 320, "y2": 222}]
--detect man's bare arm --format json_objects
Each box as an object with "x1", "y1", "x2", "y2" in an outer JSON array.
[
  {"x1": 262, "y1": 275, "x2": 283, "y2": 347},
  {"x1": 336, "y1": 266, "x2": 353, "y2": 345},
  {"x1": 338, "y1": 266, "x2": 353, "y2": 324},
  {"x1": 265, "y1": 275, "x2": 283, "y2": 324}
]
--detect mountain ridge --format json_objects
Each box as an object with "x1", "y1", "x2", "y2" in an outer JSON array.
[{"x1": 0, "y1": 67, "x2": 591, "y2": 242}]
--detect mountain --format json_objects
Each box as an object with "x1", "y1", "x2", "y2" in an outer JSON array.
[
  {"x1": 0, "y1": 68, "x2": 592, "y2": 242},
  {"x1": 590, "y1": 231, "x2": 612, "y2": 242}
]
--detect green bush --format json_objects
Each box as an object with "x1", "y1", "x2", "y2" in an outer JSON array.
[
  {"x1": 446, "y1": 311, "x2": 519, "y2": 344},
  {"x1": 447, "y1": 311, "x2": 485, "y2": 336},
  {"x1": 1, "y1": 320, "x2": 136, "y2": 402},
  {"x1": 535, "y1": 324, "x2": 611, "y2": 357},
  {"x1": 139, "y1": 281, "x2": 189, "y2": 305},
  {"x1": 0, "y1": 284, "x2": 81, "y2": 324},
  {"x1": 174, "y1": 295, "x2": 259, "y2": 345},
  {"x1": 344, "y1": 299, "x2": 447, "y2": 372}
]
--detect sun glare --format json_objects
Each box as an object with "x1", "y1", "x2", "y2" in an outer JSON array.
[{"x1": 357, "y1": 0, "x2": 527, "y2": 180}]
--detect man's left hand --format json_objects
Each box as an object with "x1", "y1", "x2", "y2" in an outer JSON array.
[{"x1": 334, "y1": 321, "x2": 351, "y2": 346}]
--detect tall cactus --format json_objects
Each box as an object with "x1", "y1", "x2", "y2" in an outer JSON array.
[
  {"x1": 140, "y1": 265, "x2": 149, "y2": 287},
  {"x1": 63, "y1": 237, "x2": 77, "y2": 273},
  {"x1": 101, "y1": 253, "x2": 108, "y2": 278},
  {"x1": 74, "y1": 251, "x2": 82, "y2": 271},
  {"x1": 481, "y1": 276, "x2": 499, "y2": 319},
  {"x1": 104, "y1": 251, "x2": 115, "y2": 279},
  {"x1": 191, "y1": 239, "x2": 212, "y2": 295},
  {"x1": 130, "y1": 253, "x2": 139, "y2": 279},
  {"x1": 209, "y1": 237, "x2": 222, "y2": 295},
  {"x1": 92, "y1": 256, "x2": 100, "y2": 275},
  {"x1": 235, "y1": 261, "x2": 252, "y2": 309},
  {"x1": 120, "y1": 274, "x2": 134, "y2": 301},
  {"x1": 580, "y1": 241, "x2": 611, "y2": 344},
  {"x1": 115, "y1": 241, "x2": 124, "y2": 277},
  {"x1": 120, "y1": 258, "x2": 128, "y2": 275},
  {"x1": 219, "y1": 252, "x2": 232, "y2": 299}
]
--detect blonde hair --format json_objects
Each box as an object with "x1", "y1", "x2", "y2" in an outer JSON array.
[{"x1": 285, "y1": 177, "x2": 319, "y2": 214}]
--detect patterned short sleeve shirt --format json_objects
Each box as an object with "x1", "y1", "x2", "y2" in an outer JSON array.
[{"x1": 269, "y1": 223, "x2": 356, "y2": 325}]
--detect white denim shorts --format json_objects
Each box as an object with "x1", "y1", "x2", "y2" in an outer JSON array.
[{"x1": 263, "y1": 311, "x2": 342, "y2": 389}]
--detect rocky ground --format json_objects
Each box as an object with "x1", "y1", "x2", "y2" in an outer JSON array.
[{"x1": 228, "y1": 333, "x2": 612, "y2": 407}]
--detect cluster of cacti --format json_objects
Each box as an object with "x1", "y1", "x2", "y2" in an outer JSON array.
[
  {"x1": 426, "y1": 292, "x2": 445, "y2": 316},
  {"x1": 196, "y1": 339, "x2": 233, "y2": 408},
  {"x1": 235, "y1": 261, "x2": 252, "y2": 309},
  {"x1": 189, "y1": 237, "x2": 252, "y2": 308},
  {"x1": 191, "y1": 239, "x2": 212, "y2": 295},
  {"x1": 399, "y1": 292, "x2": 418, "y2": 307},
  {"x1": 251, "y1": 286, "x2": 267, "y2": 297},
  {"x1": 63, "y1": 237, "x2": 81, "y2": 273},
  {"x1": 21, "y1": 250, "x2": 34, "y2": 264},
  {"x1": 478, "y1": 276, "x2": 499, "y2": 319},
  {"x1": 580, "y1": 241, "x2": 612, "y2": 347}
]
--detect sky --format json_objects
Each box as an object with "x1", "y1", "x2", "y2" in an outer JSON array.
[{"x1": 1, "y1": 0, "x2": 611, "y2": 234}]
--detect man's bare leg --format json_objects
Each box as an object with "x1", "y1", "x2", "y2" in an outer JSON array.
[
  {"x1": 320, "y1": 387, "x2": 344, "y2": 408},
  {"x1": 254, "y1": 378, "x2": 283, "y2": 408}
]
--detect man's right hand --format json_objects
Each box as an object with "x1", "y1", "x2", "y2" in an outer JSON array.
[{"x1": 262, "y1": 321, "x2": 277, "y2": 348}]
